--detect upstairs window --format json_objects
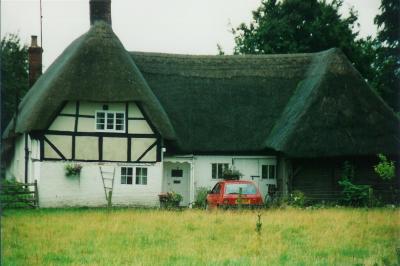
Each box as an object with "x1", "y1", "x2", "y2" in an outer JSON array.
[
  {"x1": 211, "y1": 163, "x2": 229, "y2": 179},
  {"x1": 96, "y1": 111, "x2": 125, "y2": 132}
]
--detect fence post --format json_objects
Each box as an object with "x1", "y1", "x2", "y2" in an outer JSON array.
[{"x1": 34, "y1": 180, "x2": 39, "y2": 208}]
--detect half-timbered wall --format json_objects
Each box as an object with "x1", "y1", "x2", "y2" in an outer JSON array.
[{"x1": 39, "y1": 101, "x2": 161, "y2": 163}]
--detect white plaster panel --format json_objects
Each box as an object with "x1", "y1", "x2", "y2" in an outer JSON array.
[
  {"x1": 61, "y1": 101, "x2": 76, "y2": 114},
  {"x1": 77, "y1": 117, "x2": 95, "y2": 132},
  {"x1": 128, "y1": 102, "x2": 143, "y2": 118},
  {"x1": 79, "y1": 102, "x2": 126, "y2": 115},
  {"x1": 103, "y1": 137, "x2": 127, "y2": 161},
  {"x1": 75, "y1": 136, "x2": 98, "y2": 160},
  {"x1": 140, "y1": 145, "x2": 157, "y2": 162},
  {"x1": 128, "y1": 120, "x2": 153, "y2": 134},
  {"x1": 46, "y1": 135, "x2": 72, "y2": 159},
  {"x1": 48, "y1": 116, "x2": 75, "y2": 131},
  {"x1": 44, "y1": 141, "x2": 62, "y2": 159},
  {"x1": 131, "y1": 138, "x2": 157, "y2": 161}
]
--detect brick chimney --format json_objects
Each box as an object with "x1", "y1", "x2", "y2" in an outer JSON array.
[
  {"x1": 90, "y1": 0, "x2": 112, "y2": 26},
  {"x1": 28, "y1": 35, "x2": 43, "y2": 88}
]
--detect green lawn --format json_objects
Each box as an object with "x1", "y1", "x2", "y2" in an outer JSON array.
[{"x1": 1, "y1": 208, "x2": 399, "y2": 265}]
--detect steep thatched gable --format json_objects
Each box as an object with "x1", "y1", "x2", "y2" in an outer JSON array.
[
  {"x1": 4, "y1": 22, "x2": 176, "y2": 140},
  {"x1": 266, "y1": 49, "x2": 400, "y2": 157}
]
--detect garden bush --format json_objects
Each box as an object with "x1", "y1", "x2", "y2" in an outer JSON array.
[
  {"x1": 338, "y1": 161, "x2": 373, "y2": 207},
  {"x1": 158, "y1": 191, "x2": 183, "y2": 209},
  {"x1": 193, "y1": 187, "x2": 209, "y2": 209},
  {"x1": 287, "y1": 190, "x2": 308, "y2": 207}
]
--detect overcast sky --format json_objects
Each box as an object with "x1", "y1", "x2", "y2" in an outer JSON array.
[{"x1": 2, "y1": 0, "x2": 381, "y2": 70}]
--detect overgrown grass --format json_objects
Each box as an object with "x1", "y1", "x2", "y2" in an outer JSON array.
[{"x1": 1, "y1": 208, "x2": 399, "y2": 265}]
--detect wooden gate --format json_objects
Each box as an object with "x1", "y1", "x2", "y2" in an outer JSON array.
[{"x1": 0, "y1": 180, "x2": 39, "y2": 209}]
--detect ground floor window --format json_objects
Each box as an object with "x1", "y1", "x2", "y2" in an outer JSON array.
[
  {"x1": 262, "y1": 165, "x2": 276, "y2": 179},
  {"x1": 212, "y1": 163, "x2": 229, "y2": 179},
  {"x1": 136, "y1": 167, "x2": 148, "y2": 185},
  {"x1": 121, "y1": 167, "x2": 133, "y2": 184}
]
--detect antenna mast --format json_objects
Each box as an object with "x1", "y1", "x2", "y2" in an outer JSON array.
[{"x1": 40, "y1": 0, "x2": 43, "y2": 47}]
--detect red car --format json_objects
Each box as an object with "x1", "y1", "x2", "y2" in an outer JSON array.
[{"x1": 206, "y1": 180, "x2": 264, "y2": 209}]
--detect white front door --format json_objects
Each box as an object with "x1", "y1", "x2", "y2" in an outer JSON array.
[{"x1": 163, "y1": 162, "x2": 190, "y2": 206}]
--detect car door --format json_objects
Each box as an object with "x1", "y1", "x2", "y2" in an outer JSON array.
[{"x1": 207, "y1": 182, "x2": 222, "y2": 207}]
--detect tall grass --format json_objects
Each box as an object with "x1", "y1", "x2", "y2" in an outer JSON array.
[{"x1": 1, "y1": 208, "x2": 399, "y2": 265}]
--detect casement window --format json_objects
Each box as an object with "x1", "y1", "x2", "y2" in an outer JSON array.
[
  {"x1": 211, "y1": 163, "x2": 229, "y2": 179},
  {"x1": 95, "y1": 111, "x2": 125, "y2": 132},
  {"x1": 121, "y1": 167, "x2": 133, "y2": 184},
  {"x1": 261, "y1": 165, "x2": 276, "y2": 179},
  {"x1": 136, "y1": 167, "x2": 148, "y2": 185}
]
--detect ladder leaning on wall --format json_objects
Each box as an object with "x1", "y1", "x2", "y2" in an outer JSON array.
[{"x1": 99, "y1": 166, "x2": 115, "y2": 208}]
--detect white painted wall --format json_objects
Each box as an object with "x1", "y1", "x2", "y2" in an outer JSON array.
[
  {"x1": 165, "y1": 155, "x2": 277, "y2": 205},
  {"x1": 6, "y1": 135, "x2": 25, "y2": 182},
  {"x1": 38, "y1": 161, "x2": 163, "y2": 207},
  {"x1": 6, "y1": 134, "x2": 41, "y2": 185}
]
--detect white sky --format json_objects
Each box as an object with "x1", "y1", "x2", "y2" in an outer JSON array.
[{"x1": 1, "y1": 0, "x2": 381, "y2": 70}]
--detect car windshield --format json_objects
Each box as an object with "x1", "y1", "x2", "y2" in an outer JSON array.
[{"x1": 225, "y1": 183, "x2": 257, "y2": 195}]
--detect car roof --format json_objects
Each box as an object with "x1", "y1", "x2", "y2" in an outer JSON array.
[{"x1": 220, "y1": 180, "x2": 254, "y2": 184}]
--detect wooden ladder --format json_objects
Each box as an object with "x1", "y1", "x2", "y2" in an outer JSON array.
[{"x1": 99, "y1": 166, "x2": 116, "y2": 208}]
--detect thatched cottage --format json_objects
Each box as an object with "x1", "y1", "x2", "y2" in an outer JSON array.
[{"x1": 3, "y1": 0, "x2": 399, "y2": 207}]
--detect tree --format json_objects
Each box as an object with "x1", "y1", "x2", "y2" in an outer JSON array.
[
  {"x1": 232, "y1": 0, "x2": 374, "y2": 86},
  {"x1": 371, "y1": 0, "x2": 400, "y2": 112},
  {"x1": 1, "y1": 34, "x2": 29, "y2": 132}
]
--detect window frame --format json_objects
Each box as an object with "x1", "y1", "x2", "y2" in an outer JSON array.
[
  {"x1": 95, "y1": 110, "x2": 126, "y2": 133},
  {"x1": 121, "y1": 167, "x2": 133, "y2": 185},
  {"x1": 211, "y1": 163, "x2": 229, "y2": 179},
  {"x1": 261, "y1": 164, "x2": 276, "y2": 179},
  {"x1": 135, "y1": 167, "x2": 148, "y2": 185}
]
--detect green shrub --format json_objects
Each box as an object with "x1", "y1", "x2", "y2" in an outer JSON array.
[
  {"x1": 374, "y1": 154, "x2": 395, "y2": 181},
  {"x1": 338, "y1": 161, "x2": 373, "y2": 207},
  {"x1": 338, "y1": 179, "x2": 372, "y2": 207},
  {"x1": 64, "y1": 163, "x2": 82, "y2": 177},
  {"x1": 222, "y1": 168, "x2": 243, "y2": 180},
  {"x1": 193, "y1": 187, "x2": 209, "y2": 209},
  {"x1": 288, "y1": 190, "x2": 307, "y2": 207},
  {"x1": 159, "y1": 191, "x2": 183, "y2": 209}
]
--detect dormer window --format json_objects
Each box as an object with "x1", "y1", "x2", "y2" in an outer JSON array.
[{"x1": 95, "y1": 111, "x2": 125, "y2": 132}]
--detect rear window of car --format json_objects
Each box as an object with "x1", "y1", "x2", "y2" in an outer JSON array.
[{"x1": 225, "y1": 183, "x2": 257, "y2": 195}]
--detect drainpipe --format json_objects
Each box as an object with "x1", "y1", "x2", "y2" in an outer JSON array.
[{"x1": 24, "y1": 133, "x2": 29, "y2": 183}]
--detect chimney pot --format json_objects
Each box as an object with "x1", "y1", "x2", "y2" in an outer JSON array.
[
  {"x1": 90, "y1": 0, "x2": 112, "y2": 26},
  {"x1": 31, "y1": 35, "x2": 38, "y2": 47},
  {"x1": 28, "y1": 35, "x2": 43, "y2": 87}
]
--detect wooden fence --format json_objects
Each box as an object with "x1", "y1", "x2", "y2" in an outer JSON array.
[{"x1": 0, "y1": 180, "x2": 39, "y2": 209}]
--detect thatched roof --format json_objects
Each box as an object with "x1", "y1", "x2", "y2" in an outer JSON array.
[
  {"x1": 131, "y1": 49, "x2": 400, "y2": 157},
  {"x1": 3, "y1": 22, "x2": 399, "y2": 158},
  {"x1": 3, "y1": 21, "x2": 176, "y2": 140}
]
